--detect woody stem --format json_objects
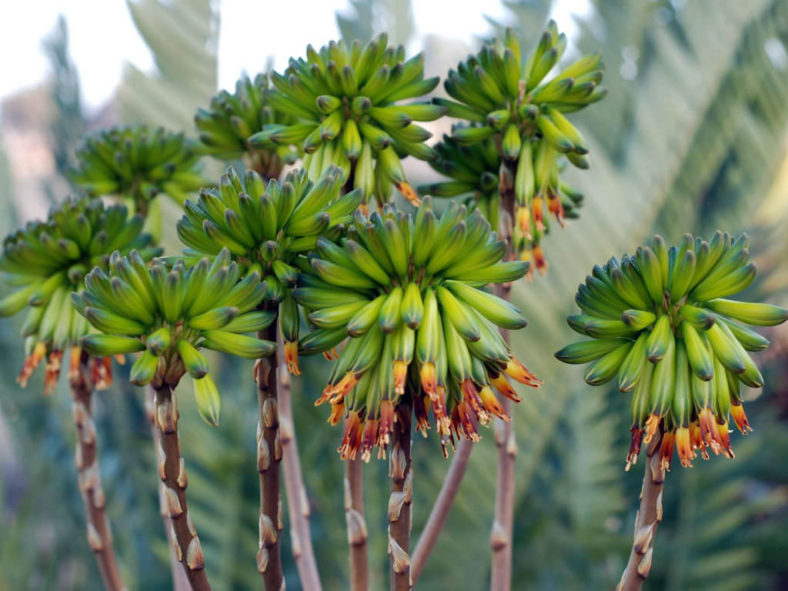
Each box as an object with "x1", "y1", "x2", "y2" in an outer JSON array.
[
  {"x1": 69, "y1": 352, "x2": 125, "y2": 591},
  {"x1": 152, "y1": 379, "x2": 211, "y2": 590},
  {"x1": 256, "y1": 324, "x2": 284, "y2": 590},
  {"x1": 617, "y1": 430, "x2": 665, "y2": 591},
  {"x1": 276, "y1": 338, "x2": 322, "y2": 590},
  {"x1": 388, "y1": 399, "x2": 413, "y2": 591},
  {"x1": 346, "y1": 457, "x2": 369, "y2": 591}
]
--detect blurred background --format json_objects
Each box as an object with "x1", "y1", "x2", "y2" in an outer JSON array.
[{"x1": 1, "y1": 0, "x2": 787, "y2": 589}]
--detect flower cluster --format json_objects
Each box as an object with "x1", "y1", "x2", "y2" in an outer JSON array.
[
  {"x1": 176, "y1": 165, "x2": 362, "y2": 373},
  {"x1": 426, "y1": 23, "x2": 604, "y2": 270},
  {"x1": 0, "y1": 197, "x2": 159, "y2": 392},
  {"x1": 194, "y1": 72, "x2": 299, "y2": 178},
  {"x1": 256, "y1": 34, "x2": 444, "y2": 208},
  {"x1": 75, "y1": 250, "x2": 275, "y2": 425},
  {"x1": 296, "y1": 198, "x2": 541, "y2": 460},
  {"x1": 556, "y1": 233, "x2": 788, "y2": 469},
  {"x1": 70, "y1": 125, "x2": 206, "y2": 210}
]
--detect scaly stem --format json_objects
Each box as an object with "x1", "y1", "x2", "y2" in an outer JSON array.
[
  {"x1": 152, "y1": 380, "x2": 211, "y2": 590},
  {"x1": 490, "y1": 164, "x2": 517, "y2": 591},
  {"x1": 617, "y1": 431, "x2": 665, "y2": 591},
  {"x1": 345, "y1": 458, "x2": 368, "y2": 591},
  {"x1": 276, "y1": 339, "x2": 322, "y2": 590},
  {"x1": 388, "y1": 399, "x2": 413, "y2": 591},
  {"x1": 68, "y1": 352, "x2": 125, "y2": 591},
  {"x1": 411, "y1": 439, "x2": 473, "y2": 583},
  {"x1": 145, "y1": 388, "x2": 191, "y2": 591},
  {"x1": 256, "y1": 325, "x2": 284, "y2": 590}
]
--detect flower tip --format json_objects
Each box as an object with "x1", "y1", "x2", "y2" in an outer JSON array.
[
  {"x1": 285, "y1": 341, "x2": 301, "y2": 375},
  {"x1": 396, "y1": 181, "x2": 421, "y2": 207}
]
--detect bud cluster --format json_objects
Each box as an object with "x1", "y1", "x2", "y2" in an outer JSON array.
[
  {"x1": 70, "y1": 125, "x2": 206, "y2": 207},
  {"x1": 256, "y1": 34, "x2": 444, "y2": 207},
  {"x1": 556, "y1": 233, "x2": 788, "y2": 469},
  {"x1": 75, "y1": 250, "x2": 275, "y2": 425},
  {"x1": 0, "y1": 197, "x2": 158, "y2": 392},
  {"x1": 296, "y1": 198, "x2": 540, "y2": 459},
  {"x1": 176, "y1": 165, "x2": 362, "y2": 374}
]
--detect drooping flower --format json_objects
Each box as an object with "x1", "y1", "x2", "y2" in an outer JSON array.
[
  {"x1": 75, "y1": 250, "x2": 275, "y2": 425},
  {"x1": 0, "y1": 196, "x2": 159, "y2": 392},
  {"x1": 296, "y1": 197, "x2": 541, "y2": 460},
  {"x1": 175, "y1": 165, "x2": 363, "y2": 374},
  {"x1": 556, "y1": 232, "x2": 788, "y2": 469},
  {"x1": 255, "y1": 34, "x2": 444, "y2": 208}
]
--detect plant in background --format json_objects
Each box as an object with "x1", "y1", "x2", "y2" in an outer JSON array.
[
  {"x1": 257, "y1": 34, "x2": 444, "y2": 209},
  {"x1": 194, "y1": 72, "x2": 300, "y2": 180},
  {"x1": 0, "y1": 196, "x2": 160, "y2": 591},
  {"x1": 75, "y1": 251, "x2": 274, "y2": 589},
  {"x1": 70, "y1": 124, "x2": 207, "y2": 215},
  {"x1": 424, "y1": 127, "x2": 584, "y2": 258},
  {"x1": 555, "y1": 232, "x2": 788, "y2": 590},
  {"x1": 424, "y1": 22, "x2": 604, "y2": 273},
  {"x1": 296, "y1": 197, "x2": 539, "y2": 587},
  {"x1": 176, "y1": 164, "x2": 360, "y2": 589}
]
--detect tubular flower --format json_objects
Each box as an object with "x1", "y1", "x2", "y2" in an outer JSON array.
[
  {"x1": 255, "y1": 34, "x2": 444, "y2": 208},
  {"x1": 429, "y1": 22, "x2": 604, "y2": 270},
  {"x1": 176, "y1": 165, "x2": 362, "y2": 374},
  {"x1": 422, "y1": 127, "x2": 584, "y2": 277},
  {"x1": 294, "y1": 197, "x2": 541, "y2": 460},
  {"x1": 555, "y1": 232, "x2": 788, "y2": 470},
  {"x1": 194, "y1": 72, "x2": 300, "y2": 178},
  {"x1": 0, "y1": 196, "x2": 159, "y2": 393},
  {"x1": 70, "y1": 125, "x2": 207, "y2": 210},
  {"x1": 75, "y1": 250, "x2": 275, "y2": 425}
]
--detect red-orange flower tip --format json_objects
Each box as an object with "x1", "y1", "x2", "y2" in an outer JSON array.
[{"x1": 285, "y1": 341, "x2": 301, "y2": 375}]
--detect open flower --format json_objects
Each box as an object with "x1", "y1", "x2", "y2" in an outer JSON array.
[
  {"x1": 556, "y1": 232, "x2": 788, "y2": 469},
  {"x1": 70, "y1": 125, "x2": 207, "y2": 212},
  {"x1": 176, "y1": 165, "x2": 362, "y2": 374},
  {"x1": 75, "y1": 250, "x2": 275, "y2": 425},
  {"x1": 0, "y1": 197, "x2": 159, "y2": 393},
  {"x1": 295, "y1": 197, "x2": 541, "y2": 460},
  {"x1": 194, "y1": 72, "x2": 299, "y2": 179},
  {"x1": 425, "y1": 22, "x2": 604, "y2": 271},
  {"x1": 255, "y1": 34, "x2": 444, "y2": 208}
]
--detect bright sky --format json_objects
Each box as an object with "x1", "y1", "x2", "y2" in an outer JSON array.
[{"x1": 0, "y1": 0, "x2": 589, "y2": 112}]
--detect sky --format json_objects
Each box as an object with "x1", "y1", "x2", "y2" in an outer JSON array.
[{"x1": 0, "y1": 0, "x2": 589, "y2": 111}]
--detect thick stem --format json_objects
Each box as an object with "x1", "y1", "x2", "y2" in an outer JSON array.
[
  {"x1": 277, "y1": 339, "x2": 322, "y2": 590},
  {"x1": 152, "y1": 381, "x2": 211, "y2": 590},
  {"x1": 388, "y1": 400, "x2": 413, "y2": 591},
  {"x1": 345, "y1": 458, "x2": 369, "y2": 591},
  {"x1": 69, "y1": 352, "x2": 125, "y2": 591},
  {"x1": 145, "y1": 388, "x2": 191, "y2": 591},
  {"x1": 411, "y1": 439, "x2": 473, "y2": 583},
  {"x1": 617, "y1": 431, "x2": 665, "y2": 591},
  {"x1": 256, "y1": 325, "x2": 284, "y2": 590},
  {"x1": 490, "y1": 167, "x2": 517, "y2": 591}
]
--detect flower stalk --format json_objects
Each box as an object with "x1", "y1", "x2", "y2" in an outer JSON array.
[
  {"x1": 277, "y1": 338, "x2": 322, "y2": 590},
  {"x1": 411, "y1": 439, "x2": 472, "y2": 582},
  {"x1": 617, "y1": 429, "x2": 665, "y2": 591},
  {"x1": 69, "y1": 349, "x2": 125, "y2": 591},
  {"x1": 345, "y1": 457, "x2": 369, "y2": 591},
  {"x1": 255, "y1": 324, "x2": 284, "y2": 589},
  {"x1": 388, "y1": 398, "x2": 413, "y2": 591},
  {"x1": 152, "y1": 378, "x2": 211, "y2": 590}
]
